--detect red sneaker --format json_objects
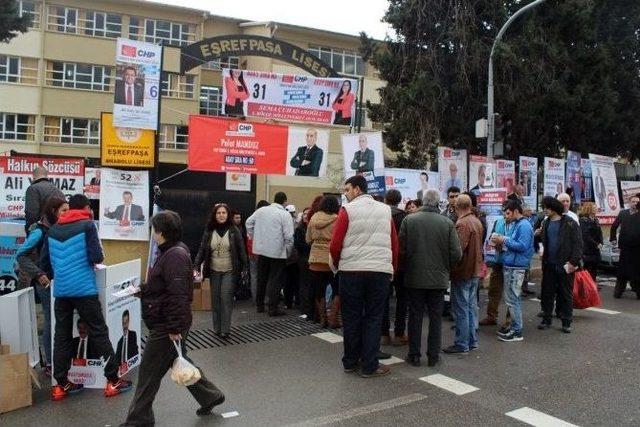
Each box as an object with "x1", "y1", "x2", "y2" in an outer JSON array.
[
  {"x1": 51, "y1": 381, "x2": 84, "y2": 401},
  {"x1": 104, "y1": 379, "x2": 133, "y2": 397}
]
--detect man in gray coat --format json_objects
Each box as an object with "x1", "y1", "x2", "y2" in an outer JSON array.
[
  {"x1": 25, "y1": 166, "x2": 64, "y2": 231},
  {"x1": 399, "y1": 189, "x2": 462, "y2": 367}
]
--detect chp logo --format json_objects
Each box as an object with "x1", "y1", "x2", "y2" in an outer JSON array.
[
  {"x1": 121, "y1": 44, "x2": 156, "y2": 59},
  {"x1": 547, "y1": 159, "x2": 562, "y2": 168},
  {"x1": 121, "y1": 45, "x2": 137, "y2": 57},
  {"x1": 225, "y1": 122, "x2": 255, "y2": 137}
]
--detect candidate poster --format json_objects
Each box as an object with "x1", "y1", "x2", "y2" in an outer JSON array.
[
  {"x1": 519, "y1": 156, "x2": 538, "y2": 208},
  {"x1": 0, "y1": 156, "x2": 84, "y2": 219},
  {"x1": 566, "y1": 150, "x2": 582, "y2": 204},
  {"x1": 101, "y1": 112, "x2": 155, "y2": 168},
  {"x1": 341, "y1": 132, "x2": 385, "y2": 177},
  {"x1": 621, "y1": 181, "x2": 640, "y2": 209},
  {"x1": 581, "y1": 158, "x2": 593, "y2": 201},
  {"x1": 496, "y1": 159, "x2": 516, "y2": 195},
  {"x1": 222, "y1": 69, "x2": 358, "y2": 126},
  {"x1": 113, "y1": 38, "x2": 162, "y2": 130},
  {"x1": 84, "y1": 167, "x2": 101, "y2": 200},
  {"x1": 285, "y1": 127, "x2": 329, "y2": 177},
  {"x1": 589, "y1": 153, "x2": 620, "y2": 223},
  {"x1": 478, "y1": 189, "x2": 507, "y2": 258},
  {"x1": 99, "y1": 168, "x2": 149, "y2": 241},
  {"x1": 469, "y1": 155, "x2": 495, "y2": 195},
  {"x1": 543, "y1": 157, "x2": 565, "y2": 197},
  {"x1": 0, "y1": 221, "x2": 24, "y2": 296},
  {"x1": 105, "y1": 276, "x2": 141, "y2": 377},
  {"x1": 385, "y1": 168, "x2": 439, "y2": 208},
  {"x1": 438, "y1": 147, "x2": 467, "y2": 196}
]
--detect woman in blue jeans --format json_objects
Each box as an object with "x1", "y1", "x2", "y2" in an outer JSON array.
[
  {"x1": 16, "y1": 196, "x2": 68, "y2": 374},
  {"x1": 194, "y1": 203, "x2": 247, "y2": 338}
]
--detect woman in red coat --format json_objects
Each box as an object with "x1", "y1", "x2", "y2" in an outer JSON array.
[
  {"x1": 224, "y1": 70, "x2": 249, "y2": 116},
  {"x1": 332, "y1": 80, "x2": 355, "y2": 125}
]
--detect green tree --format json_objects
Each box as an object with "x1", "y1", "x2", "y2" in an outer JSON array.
[{"x1": 0, "y1": 0, "x2": 30, "y2": 43}]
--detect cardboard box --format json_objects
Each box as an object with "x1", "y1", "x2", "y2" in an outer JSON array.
[
  {"x1": 0, "y1": 352, "x2": 32, "y2": 414},
  {"x1": 201, "y1": 286, "x2": 211, "y2": 311},
  {"x1": 191, "y1": 288, "x2": 203, "y2": 311}
]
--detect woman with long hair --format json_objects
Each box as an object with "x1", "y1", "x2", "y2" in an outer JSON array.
[
  {"x1": 306, "y1": 196, "x2": 341, "y2": 328},
  {"x1": 578, "y1": 202, "x2": 603, "y2": 282},
  {"x1": 224, "y1": 69, "x2": 249, "y2": 116},
  {"x1": 405, "y1": 199, "x2": 422, "y2": 214},
  {"x1": 16, "y1": 196, "x2": 68, "y2": 374},
  {"x1": 194, "y1": 203, "x2": 248, "y2": 338},
  {"x1": 332, "y1": 80, "x2": 356, "y2": 125}
]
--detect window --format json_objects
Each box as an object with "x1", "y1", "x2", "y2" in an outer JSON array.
[
  {"x1": 0, "y1": 113, "x2": 36, "y2": 141},
  {"x1": 199, "y1": 86, "x2": 222, "y2": 116},
  {"x1": 161, "y1": 72, "x2": 195, "y2": 98},
  {"x1": 47, "y1": 61, "x2": 112, "y2": 91},
  {"x1": 18, "y1": 1, "x2": 40, "y2": 28},
  {"x1": 44, "y1": 117, "x2": 100, "y2": 145},
  {"x1": 0, "y1": 56, "x2": 20, "y2": 83},
  {"x1": 308, "y1": 45, "x2": 365, "y2": 76},
  {"x1": 49, "y1": 6, "x2": 77, "y2": 33},
  {"x1": 84, "y1": 11, "x2": 121, "y2": 38},
  {"x1": 129, "y1": 17, "x2": 195, "y2": 46},
  {"x1": 201, "y1": 57, "x2": 240, "y2": 71},
  {"x1": 159, "y1": 124, "x2": 188, "y2": 150}
]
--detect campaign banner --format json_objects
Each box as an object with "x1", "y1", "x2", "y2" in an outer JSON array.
[
  {"x1": 384, "y1": 168, "x2": 439, "y2": 208},
  {"x1": 341, "y1": 132, "x2": 385, "y2": 177},
  {"x1": 106, "y1": 276, "x2": 142, "y2": 377},
  {"x1": 362, "y1": 170, "x2": 386, "y2": 197},
  {"x1": 581, "y1": 158, "x2": 593, "y2": 201},
  {"x1": 188, "y1": 116, "x2": 329, "y2": 177},
  {"x1": 222, "y1": 69, "x2": 358, "y2": 126},
  {"x1": 566, "y1": 150, "x2": 583, "y2": 204},
  {"x1": 113, "y1": 38, "x2": 162, "y2": 130},
  {"x1": 84, "y1": 167, "x2": 101, "y2": 200},
  {"x1": 0, "y1": 221, "x2": 25, "y2": 296},
  {"x1": 438, "y1": 147, "x2": 467, "y2": 197},
  {"x1": 621, "y1": 181, "x2": 640, "y2": 209},
  {"x1": 469, "y1": 155, "x2": 495, "y2": 196},
  {"x1": 496, "y1": 159, "x2": 516, "y2": 195},
  {"x1": 99, "y1": 168, "x2": 149, "y2": 241},
  {"x1": 101, "y1": 112, "x2": 155, "y2": 168},
  {"x1": 478, "y1": 189, "x2": 507, "y2": 258},
  {"x1": 519, "y1": 156, "x2": 538, "y2": 208},
  {"x1": 225, "y1": 172, "x2": 251, "y2": 192},
  {"x1": 543, "y1": 157, "x2": 565, "y2": 197},
  {"x1": 0, "y1": 156, "x2": 84, "y2": 219},
  {"x1": 589, "y1": 153, "x2": 620, "y2": 223}
]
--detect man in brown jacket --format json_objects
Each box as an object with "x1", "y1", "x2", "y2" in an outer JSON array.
[{"x1": 444, "y1": 194, "x2": 484, "y2": 354}]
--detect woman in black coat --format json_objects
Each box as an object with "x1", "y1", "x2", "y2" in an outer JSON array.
[{"x1": 579, "y1": 202, "x2": 603, "y2": 282}]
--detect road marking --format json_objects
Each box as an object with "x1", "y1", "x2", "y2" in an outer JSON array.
[
  {"x1": 311, "y1": 332, "x2": 343, "y2": 343},
  {"x1": 585, "y1": 307, "x2": 620, "y2": 315},
  {"x1": 419, "y1": 374, "x2": 479, "y2": 395},
  {"x1": 379, "y1": 356, "x2": 404, "y2": 365},
  {"x1": 286, "y1": 393, "x2": 427, "y2": 426},
  {"x1": 530, "y1": 298, "x2": 541, "y2": 302},
  {"x1": 221, "y1": 411, "x2": 239, "y2": 418},
  {"x1": 506, "y1": 407, "x2": 579, "y2": 426}
]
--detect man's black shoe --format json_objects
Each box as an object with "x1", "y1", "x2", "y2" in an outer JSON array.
[
  {"x1": 442, "y1": 345, "x2": 468, "y2": 354},
  {"x1": 427, "y1": 356, "x2": 440, "y2": 367},
  {"x1": 537, "y1": 322, "x2": 551, "y2": 330},
  {"x1": 196, "y1": 394, "x2": 225, "y2": 416},
  {"x1": 406, "y1": 355, "x2": 420, "y2": 367},
  {"x1": 561, "y1": 325, "x2": 572, "y2": 334},
  {"x1": 536, "y1": 311, "x2": 544, "y2": 318},
  {"x1": 378, "y1": 351, "x2": 392, "y2": 360}
]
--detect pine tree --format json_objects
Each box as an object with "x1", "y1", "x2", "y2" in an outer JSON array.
[{"x1": 0, "y1": 0, "x2": 31, "y2": 43}]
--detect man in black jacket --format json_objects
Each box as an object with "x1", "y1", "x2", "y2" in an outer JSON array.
[
  {"x1": 289, "y1": 129, "x2": 323, "y2": 176},
  {"x1": 24, "y1": 166, "x2": 64, "y2": 231},
  {"x1": 613, "y1": 193, "x2": 640, "y2": 298},
  {"x1": 114, "y1": 66, "x2": 144, "y2": 107}
]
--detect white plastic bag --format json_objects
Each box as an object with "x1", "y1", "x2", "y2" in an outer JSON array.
[{"x1": 170, "y1": 339, "x2": 201, "y2": 386}]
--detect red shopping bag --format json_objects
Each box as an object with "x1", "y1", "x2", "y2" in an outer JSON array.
[{"x1": 573, "y1": 270, "x2": 602, "y2": 309}]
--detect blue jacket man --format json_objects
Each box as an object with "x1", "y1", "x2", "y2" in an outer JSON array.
[{"x1": 502, "y1": 217, "x2": 535, "y2": 269}]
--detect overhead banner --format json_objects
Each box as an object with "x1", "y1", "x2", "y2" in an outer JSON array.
[
  {"x1": 100, "y1": 112, "x2": 155, "y2": 168},
  {"x1": 566, "y1": 150, "x2": 583, "y2": 204},
  {"x1": 385, "y1": 168, "x2": 439, "y2": 207},
  {"x1": 113, "y1": 38, "x2": 162, "y2": 130},
  {"x1": 0, "y1": 156, "x2": 84, "y2": 219},
  {"x1": 99, "y1": 168, "x2": 149, "y2": 241},
  {"x1": 496, "y1": 159, "x2": 516, "y2": 195},
  {"x1": 222, "y1": 69, "x2": 358, "y2": 126},
  {"x1": 188, "y1": 116, "x2": 329, "y2": 176},
  {"x1": 519, "y1": 156, "x2": 538, "y2": 208},
  {"x1": 589, "y1": 153, "x2": 620, "y2": 223},
  {"x1": 341, "y1": 132, "x2": 385, "y2": 176},
  {"x1": 543, "y1": 157, "x2": 565, "y2": 197},
  {"x1": 469, "y1": 155, "x2": 495, "y2": 195},
  {"x1": 438, "y1": 147, "x2": 468, "y2": 196},
  {"x1": 581, "y1": 158, "x2": 593, "y2": 201},
  {"x1": 621, "y1": 181, "x2": 640, "y2": 209}
]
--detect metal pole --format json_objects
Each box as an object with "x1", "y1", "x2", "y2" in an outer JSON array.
[
  {"x1": 152, "y1": 42, "x2": 165, "y2": 206},
  {"x1": 356, "y1": 76, "x2": 365, "y2": 133},
  {"x1": 487, "y1": 0, "x2": 546, "y2": 158}
]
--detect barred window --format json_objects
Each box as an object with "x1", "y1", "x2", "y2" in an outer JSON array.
[
  {"x1": 308, "y1": 45, "x2": 365, "y2": 76},
  {"x1": 129, "y1": 17, "x2": 195, "y2": 46},
  {"x1": 159, "y1": 124, "x2": 188, "y2": 150},
  {"x1": 19, "y1": 1, "x2": 40, "y2": 28},
  {"x1": 84, "y1": 11, "x2": 121, "y2": 38},
  {"x1": 0, "y1": 113, "x2": 36, "y2": 141},
  {"x1": 201, "y1": 57, "x2": 240, "y2": 71},
  {"x1": 47, "y1": 61, "x2": 112, "y2": 91},
  {"x1": 161, "y1": 72, "x2": 195, "y2": 99},
  {"x1": 44, "y1": 117, "x2": 100, "y2": 145},
  {"x1": 199, "y1": 86, "x2": 222, "y2": 116}
]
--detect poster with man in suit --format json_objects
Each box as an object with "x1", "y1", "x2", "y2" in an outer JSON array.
[
  {"x1": 286, "y1": 127, "x2": 328, "y2": 177},
  {"x1": 588, "y1": 153, "x2": 621, "y2": 224},
  {"x1": 114, "y1": 65, "x2": 144, "y2": 107},
  {"x1": 115, "y1": 309, "x2": 139, "y2": 376},
  {"x1": 99, "y1": 168, "x2": 149, "y2": 241},
  {"x1": 342, "y1": 132, "x2": 384, "y2": 176}
]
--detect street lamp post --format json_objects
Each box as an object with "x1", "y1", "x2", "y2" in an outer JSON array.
[{"x1": 487, "y1": 0, "x2": 546, "y2": 158}]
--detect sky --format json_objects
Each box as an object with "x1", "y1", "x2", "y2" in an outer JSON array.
[{"x1": 150, "y1": 0, "x2": 393, "y2": 40}]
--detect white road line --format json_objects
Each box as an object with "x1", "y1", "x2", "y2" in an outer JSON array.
[
  {"x1": 379, "y1": 356, "x2": 404, "y2": 366},
  {"x1": 221, "y1": 411, "x2": 240, "y2": 418},
  {"x1": 419, "y1": 374, "x2": 479, "y2": 396},
  {"x1": 311, "y1": 332, "x2": 343, "y2": 343},
  {"x1": 286, "y1": 393, "x2": 427, "y2": 427},
  {"x1": 585, "y1": 307, "x2": 620, "y2": 315},
  {"x1": 506, "y1": 407, "x2": 579, "y2": 427}
]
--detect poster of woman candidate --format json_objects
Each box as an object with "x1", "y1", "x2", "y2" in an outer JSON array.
[
  {"x1": 438, "y1": 147, "x2": 468, "y2": 197},
  {"x1": 384, "y1": 168, "x2": 439, "y2": 208},
  {"x1": 543, "y1": 157, "x2": 565, "y2": 197},
  {"x1": 99, "y1": 168, "x2": 149, "y2": 241},
  {"x1": 286, "y1": 127, "x2": 329, "y2": 177},
  {"x1": 588, "y1": 153, "x2": 620, "y2": 223},
  {"x1": 222, "y1": 69, "x2": 358, "y2": 126},
  {"x1": 341, "y1": 132, "x2": 385, "y2": 176}
]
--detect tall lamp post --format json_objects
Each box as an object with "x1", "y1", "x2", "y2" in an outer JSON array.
[{"x1": 487, "y1": 0, "x2": 546, "y2": 158}]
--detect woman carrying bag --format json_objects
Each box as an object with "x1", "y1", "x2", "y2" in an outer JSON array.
[
  {"x1": 194, "y1": 203, "x2": 248, "y2": 338},
  {"x1": 122, "y1": 211, "x2": 224, "y2": 426}
]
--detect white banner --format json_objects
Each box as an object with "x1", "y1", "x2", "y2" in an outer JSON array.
[
  {"x1": 105, "y1": 276, "x2": 142, "y2": 378},
  {"x1": 496, "y1": 159, "x2": 516, "y2": 195},
  {"x1": 222, "y1": 69, "x2": 359, "y2": 126},
  {"x1": 384, "y1": 168, "x2": 439, "y2": 208},
  {"x1": 469, "y1": 155, "x2": 495, "y2": 195},
  {"x1": 225, "y1": 172, "x2": 251, "y2": 191},
  {"x1": 621, "y1": 181, "x2": 640, "y2": 209},
  {"x1": 589, "y1": 153, "x2": 620, "y2": 223},
  {"x1": 342, "y1": 132, "x2": 385, "y2": 177},
  {"x1": 438, "y1": 147, "x2": 467, "y2": 196},
  {"x1": 113, "y1": 38, "x2": 162, "y2": 130},
  {"x1": 519, "y1": 156, "x2": 538, "y2": 208},
  {"x1": 543, "y1": 157, "x2": 565, "y2": 197},
  {"x1": 99, "y1": 168, "x2": 149, "y2": 241}
]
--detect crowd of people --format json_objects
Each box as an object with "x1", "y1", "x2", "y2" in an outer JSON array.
[{"x1": 12, "y1": 164, "x2": 640, "y2": 422}]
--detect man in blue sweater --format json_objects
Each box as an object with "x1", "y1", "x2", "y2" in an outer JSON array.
[
  {"x1": 41, "y1": 194, "x2": 131, "y2": 401},
  {"x1": 489, "y1": 199, "x2": 534, "y2": 342}
]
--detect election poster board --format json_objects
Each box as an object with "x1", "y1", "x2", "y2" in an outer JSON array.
[
  {"x1": 113, "y1": 38, "x2": 162, "y2": 130},
  {"x1": 362, "y1": 170, "x2": 387, "y2": 197},
  {"x1": 84, "y1": 167, "x2": 101, "y2": 200},
  {"x1": 285, "y1": 127, "x2": 329, "y2": 177},
  {"x1": 384, "y1": 168, "x2": 439, "y2": 208},
  {"x1": 101, "y1": 112, "x2": 155, "y2": 168},
  {"x1": 566, "y1": 150, "x2": 583, "y2": 204},
  {"x1": 99, "y1": 168, "x2": 149, "y2": 241},
  {"x1": 438, "y1": 147, "x2": 468, "y2": 197},
  {"x1": 589, "y1": 153, "x2": 620, "y2": 223},
  {"x1": 621, "y1": 181, "x2": 640, "y2": 209},
  {"x1": 225, "y1": 172, "x2": 251, "y2": 192},
  {"x1": 0, "y1": 221, "x2": 25, "y2": 296},
  {"x1": 0, "y1": 156, "x2": 84, "y2": 219},
  {"x1": 478, "y1": 189, "x2": 507, "y2": 258},
  {"x1": 581, "y1": 158, "x2": 593, "y2": 201},
  {"x1": 543, "y1": 157, "x2": 565, "y2": 197},
  {"x1": 341, "y1": 132, "x2": 385, "y2": 177},
  {"x1": 496, "y1": 159, "x2": 516, "y2": 195},
  {"x1": 519, "y1": 156, "x2": 538, "y2": 208},
  {"x1": 221, "y1": 69, "x2": 359, "y2": 126},
  {"x1": 469, "y1": 155, "x2": 495, "y2": 195}
]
